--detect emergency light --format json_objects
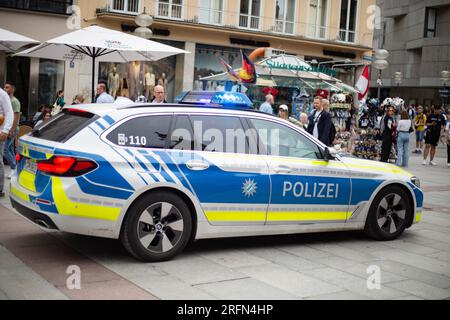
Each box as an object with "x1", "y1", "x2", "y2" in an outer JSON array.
[{"x1": 177, "y1": 91, "x2": 253, "y2": 109}]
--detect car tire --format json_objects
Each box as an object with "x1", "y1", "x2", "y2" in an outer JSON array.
[
  {"x1": 120, "y1": 191, "x2": 193, "y2": 262},
  {"x1": 365, "y1": 185, "x2": 412, "y2": 241}
]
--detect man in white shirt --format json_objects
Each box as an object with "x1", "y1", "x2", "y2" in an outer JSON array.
[
  {"x1": 95, "y1": 83, "x2": 115, "y2": 104},
  {"x1": 259, "y1": 94, "x2": 274, "y2": 115},
  {"x1": 151, "y1": 85, "x2": 167, "y2": 104},
  {"x1": 0, "y1": 87, "x2": 14, "y2": 197}
]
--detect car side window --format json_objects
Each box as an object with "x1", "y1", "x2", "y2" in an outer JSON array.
[
  {"x1": 106, "y1": 115, "x2": 172, "y2": 149},
  {"x1": 189, "y1": 115, "x2": 249, "y2": 154},
  {"x1": 169, "y1": 115, "x2": 195, "y2": 151},
  {"x1": 249, "y1": 118, "x2": 322, "y2": 159}
]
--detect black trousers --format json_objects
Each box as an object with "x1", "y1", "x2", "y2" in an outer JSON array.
[
  {"x1": 381, "y1": 134, "x2": 392, "y2": 163},
  {"x1": 447, "y1": 144, "x2": 450, "y2": 164}
]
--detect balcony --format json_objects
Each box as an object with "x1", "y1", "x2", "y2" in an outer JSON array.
[
  {"x1": 157, "y1": 1, "x2": 182, "y2": 20},
  {"x1": 0, "y1": 0, "x2": 73, "y2": 15},
  {"x1": 239, "y1": 14, "x2": 260, "y2": 30}
]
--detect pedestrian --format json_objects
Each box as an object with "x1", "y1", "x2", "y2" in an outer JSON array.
[
  {"x1": 307, "y1": 96, "x2": 332, "y2": 146},
  {"x1": 380, "y1": 106, "x2": 395, "y2": 163},
  {"x1": 95, "y1": 83, "x2": 115, "y2": 104},
  {"x1": 0, "y1": 87, "x2": 14, "y2": 197},
  {"x1": 396, "y1": 110, "x2": 413, "y2": 167},
  {"x1": 259, "y1": 94, "x2": 274, "y2": 115},
  {"x1": 413, "y1": 106, "x2": 427, "y2": 153},
  {"x1": 52, "y1": 90, "x2": 65, "y2": 115},
  {"x1": 151, "y1": 85, "x2": 167, "y2": 104},
  {"x1": 3, "y1": 82, "x2": 21, "y2": 179},
  {"x1": 299, "y1": 113, "x2": 309, "y2": 130},
  {"x1": 34, "y1": 110, "x2": 52, "y2": 127},
  {"x1": 446, "y1": 109, "x2": 450, "y2": 167},
  {"x1": 423, "y1": 107, "x2": 445, "y2": 166},
  {"x1": 72, "y1": 94, "x2": 85, "y2": 105}
]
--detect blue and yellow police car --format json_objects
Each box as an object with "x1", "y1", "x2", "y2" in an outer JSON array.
[{"x1": 10, "y1": 92, "x2": 423, "y2": 261}]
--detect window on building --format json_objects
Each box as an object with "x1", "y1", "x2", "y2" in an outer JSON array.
[
  {"x1": 110, "y1": 0, "x2": 140, "y2": 14},
  {"x1": 275, "y1": 0, "x2": 296, "y2": 34},
  {"x1": 307, "y1": 0, "x2": 328, "y2": 39},
  {"x1": 339, "y1": 0, "x2": 358, "y2": 43},
  {"x1": 157, "y1": 0, "x2": 183, "y2": 19},
  {"x1": 198, "y1": 0, "x2": 224, "y2": 25},
  {"x1": 424, "y1": 7, "x2": 437, "y2": 38},
  {"x1": 239, "y1": 0, "x2": 261, "y2": 30},
  {"x1": 0, "y1": 0, "x2": 73, "y2": 15},
  {"x1": 107, "y1": 115, "x2": 173, "y2": 149}
]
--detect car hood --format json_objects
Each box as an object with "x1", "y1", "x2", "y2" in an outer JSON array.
[{"x1": 339, "y1": 156, "x2": 414, "y2": 180}]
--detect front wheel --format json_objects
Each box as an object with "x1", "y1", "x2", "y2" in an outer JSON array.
[
  {"x1": 121, "y1": 191, "x2": 193, "y2": 262},
  {"x1": 365, "y1": 186, "x2": 412, "y2": 241}
]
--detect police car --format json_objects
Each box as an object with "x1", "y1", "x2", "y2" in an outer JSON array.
[{"x1": 10, "y1": 92, "x2": 423, "y2": 262}]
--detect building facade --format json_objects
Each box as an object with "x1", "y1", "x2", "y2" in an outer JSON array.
[
  {"x1": 370, "y1": 0, "x2": 450, "y2": 107},
  {"x1": 1, "y1": 0, "x2": 376, "y2": 116}
]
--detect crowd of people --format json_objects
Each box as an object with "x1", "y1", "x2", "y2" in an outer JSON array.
[{"x1": 258, "y1": 93, "x2": 450, "y2": 168}]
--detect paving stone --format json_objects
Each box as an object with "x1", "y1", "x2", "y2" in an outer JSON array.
[
  {"x1": 279, "y1": 245, "x2": 332, "y2": 260},
  {"x1": 0, "y1": 289, "x2": 9, "y2": 300},
  {"x1": 386, "y1": 280, "x2": 450, "y2": 300},
  {"x1": 199, "y1": 249, "x2": 272, "y2": 269},
  {"x1": 304, "y1": 243, "x2": 382, "y2": 263},
  {"x1": 334, "y1": 261, "x2": 408, "y2": 284},
  {"x1": 236, "y1": 264, "x2": 342, "y2": 298},
  {"x1": 426, "y1": 251, "x2": 450, "y2": 263},
  {"x1": 383, "y1": 239, "x2": 441, "y2": 255},
  {"x1": 306, "y1": 290, "x2": 369, "y2": 300},
  {"x1": 195, "y1": 278, "x2": 299, "y2": 300},
  {"x1": 393, "y1": 295, "x2": 424, "y2": 300}
]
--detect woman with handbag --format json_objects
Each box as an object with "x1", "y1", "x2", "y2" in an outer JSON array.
[
  {"x1": 52, "y1": 90, "x2": 65, "y2": 116},
  {"x1": 396, "y1": 111, "x2": 413, "y2": 167}
]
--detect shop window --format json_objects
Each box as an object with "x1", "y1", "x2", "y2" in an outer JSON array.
[
  {"x1": 38, "y1": 59, "x2": 65, "y2": 107},
  {"x1": 307, "y1": 0, "x2": 328, "y2": 39},
  {"x1": 424, "y1": 7, "x2": 437, "y2": 38},
  {"x1": 274, "y1": 0, "x2": 296, "y2": 34},
  {"x1": 0, "y1": 0, "x2": 73, "y2": 15},
  {"x1": 239, "y1": 0, "x2": 261, "y2": 30},
  {"x1": 110, "y1": 0, "x2": 140, "y2": 14},
  {"x1": 339, "y1": 0, "x2": 358, "y2": 43},
  {"x1": 157, "y1": 0, "x2": 183, "y2": 19},
  {"x1": 198, "y1": 0, "x2": 224, "y2": 25}
]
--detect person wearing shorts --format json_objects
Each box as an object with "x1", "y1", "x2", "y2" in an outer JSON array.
[
  {"x1": 413, "y1": 106, "x2": 426, "y2": 153},
  {"x1": 423, "y1": 107, "x2": 444, "y2": 166}
]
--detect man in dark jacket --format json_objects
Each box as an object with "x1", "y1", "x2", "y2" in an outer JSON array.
[
  {"x1": 307, "y1": 96, "x2": 332, "y2": 146},
  {"x1": 380, "y1": 106, "x2": 395, "y2": 162}
]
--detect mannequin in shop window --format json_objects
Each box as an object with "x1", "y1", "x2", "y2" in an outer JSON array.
[
  {"x1": 144, "y1": 66, "x2": 156, "y2": 102},
  {"x1": 108, "y1": 66, "x2": 120, "y2": 98},
  {"x1": 120, "y1": 72, "x2": 130, "y2": 98}
]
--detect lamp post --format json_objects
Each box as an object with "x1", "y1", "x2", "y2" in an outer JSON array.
[
  {"x1": 373, "y1": 49, "x2": 389, "y2": 101},
  {"x1": 441, "y1": 70, "x2": 450, "y2": 106},
  {"x1": 134, "y1": 8, "x2": 153, "y2": 99}
]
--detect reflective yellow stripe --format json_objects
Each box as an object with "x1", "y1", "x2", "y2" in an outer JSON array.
[
  {"x1": 415, "y1": 212, "x2": 422, "y2": 223},
  {"x1": 45, "y1": 153, "x2": 53, "y2": 159},
  {"x1": 267, "y1": 211, "x2": 348, "y2": 222},
  {"x1": 51, "y1": 177, "x2": 120, "y2": 221},
  {"x1": 10, "y1": 186, "x2": 30, "y2": 202},
  {"x1": 205, "y1": 211, "x2": 266, "y2": 222},
  {"x1": 18, "y1": 170, "x2": 37, "y2": 192},
  {"x1": 21, "y1": 143, "x2": 30, "y2": 158}
]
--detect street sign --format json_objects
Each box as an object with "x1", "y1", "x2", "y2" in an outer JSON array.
[{"x1": 439, "y1": 89, "x2": 449, "y2": 98}]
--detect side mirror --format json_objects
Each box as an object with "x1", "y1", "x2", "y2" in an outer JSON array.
[{"x1": 324, "y1": 147, "x2": 338, "y2": 161}]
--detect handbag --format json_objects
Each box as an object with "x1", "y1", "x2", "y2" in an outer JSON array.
[{"x1": 409, "y1": 120, "x2": 414, "y2": 133}]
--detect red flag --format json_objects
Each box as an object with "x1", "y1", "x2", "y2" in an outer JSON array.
[{"x1": 356, "y1": 65, "x2": 370, "y2": 100}]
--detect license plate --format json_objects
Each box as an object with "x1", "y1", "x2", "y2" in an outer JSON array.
[{"x1": 24, "y1": 159, "x2": 37, "y2": 174}]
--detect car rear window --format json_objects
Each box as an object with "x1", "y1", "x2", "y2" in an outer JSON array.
[{"x1": 31, "y1": 109, "x2": 98, "y2": 143}]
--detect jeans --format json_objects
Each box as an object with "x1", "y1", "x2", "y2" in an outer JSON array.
[
  {"x1": 3, "y1": 136, "x2": 16, "y2": 170},
  {"x1": 396, "y1": 132, "x2": 410, "y2": 167},
  {"x1": 0, "y1": 140, "x2": 4, "y2": 192}
]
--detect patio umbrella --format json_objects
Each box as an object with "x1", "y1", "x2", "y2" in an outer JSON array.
[
  {"x1": 16, "y1": 25, "x2": 188, "y2": 101},
  {"x1": 0, "y1": 27, "x2": 39, "y2": 52}
]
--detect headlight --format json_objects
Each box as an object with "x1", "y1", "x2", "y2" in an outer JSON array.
[{"x1": 411, "y1": 176, "x2": 421, "y2": 188}]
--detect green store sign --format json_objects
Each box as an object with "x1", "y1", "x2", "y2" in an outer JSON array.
[{"x1": 265, "y1": 61, "x2": 337, "y2": 77}]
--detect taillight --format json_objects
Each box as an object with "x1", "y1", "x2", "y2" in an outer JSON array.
[
  {"x1": 37, "y1": 156, "x2": 97, "y2": 177},
  {"x1": 16, "y1": 154, "x2": 21, "y2": 162}
]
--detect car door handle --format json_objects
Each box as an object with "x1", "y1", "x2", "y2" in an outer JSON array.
[
  {"x1": 274, "y1": 167, "x2": 293, "y2": 174},
  {"x1": 186, "y1": 160, "x2": 210, "y2": 171}
]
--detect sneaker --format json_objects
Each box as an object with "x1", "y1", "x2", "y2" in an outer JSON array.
[
  {"x1": 412, "y1": 150, "x2": 418, "y2": 154},
  {"x1": 430, "y1": 161, "x2": 438, "y2": 166},
  {"x1": 448, "y1": 163, "x2": 450, "y2": 167},
  {"x1": 422, "y1": 160, "x2": 427, "y2": 165}
]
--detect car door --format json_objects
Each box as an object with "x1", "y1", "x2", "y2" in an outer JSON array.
[
  {"x1": 247, "y1": 117, "x2": 352, "y2": 225},
  {"x1": 166, "y1": 114, "x2": 271, "y2": 226}
]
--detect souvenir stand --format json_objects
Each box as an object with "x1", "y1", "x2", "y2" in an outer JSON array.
[{"x1": 352, "y1": 98, "x2": 382, "y2": 160}]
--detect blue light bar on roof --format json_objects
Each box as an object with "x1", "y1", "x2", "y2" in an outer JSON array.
[{"x1": 178, "y1": 91, "x2": 253, "y2": 109}]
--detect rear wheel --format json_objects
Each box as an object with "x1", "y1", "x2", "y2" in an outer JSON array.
[
  {"x1": 365, "y1": 186, "x2": 412, "y2": 241},
  {"x1": 121, "y1": 191, "x2": 192, "y2": 262}
]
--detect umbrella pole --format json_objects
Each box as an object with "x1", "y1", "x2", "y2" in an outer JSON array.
[{"x1": 91, "y1": 54, "x2": 96, "y2": 102}]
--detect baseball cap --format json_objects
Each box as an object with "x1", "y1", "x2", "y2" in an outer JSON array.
[{"x1": 279, "y1": 104, "x2": 288, "y2": 111}]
